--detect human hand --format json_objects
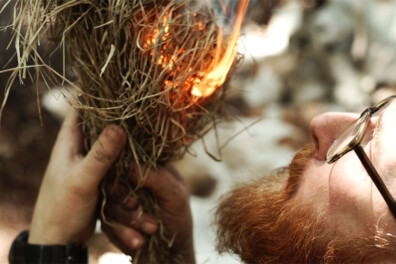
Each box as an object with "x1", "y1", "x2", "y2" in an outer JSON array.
[
  {"x1": 102, "y1": 165, "x2": 195, "y2": 263},
  {"x1": 28, "y1": 110, "x2": 127, "y2": 244}
]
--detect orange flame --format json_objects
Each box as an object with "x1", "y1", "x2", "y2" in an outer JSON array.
[
  {"x1": 139, "y1": 1, "x2": 249, "y2": 103},
  {"x1": 191, "y1": 0, "x2": 250, "y2": 98}
]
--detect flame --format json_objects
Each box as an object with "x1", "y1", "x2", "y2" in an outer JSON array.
[
  {"x1": 139, "y1": 0, "x2": 249, "y2": 102},
  {"x1": 191, "y1": 0, "x2": 250, "y2": 98}
]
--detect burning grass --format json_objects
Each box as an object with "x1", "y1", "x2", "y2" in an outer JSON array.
[{"x1": 4, "y1": 0, "x2": 248, "y2": 262}]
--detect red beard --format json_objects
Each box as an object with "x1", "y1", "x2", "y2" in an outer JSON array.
[{"x1": 214, "y1": 144, "x2": 396, "y2": 263}]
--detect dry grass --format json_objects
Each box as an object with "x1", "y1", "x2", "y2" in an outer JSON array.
[{"x1": 3, "y1": 0, "x2": 236, "y2": 262}]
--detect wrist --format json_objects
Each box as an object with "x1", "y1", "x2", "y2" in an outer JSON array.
[
  {"x1": 29, "y1": 216, "x2": 94, "y2": 245},
  {"x1": 9, "y1": 230, "x2": 88, "y2": 264},
  {"x1": 29, "y1": 221, "x2": 74, "y2": 245},
  {"x1": 29, "y1": 202, "x2": 71, "y2": 245},
  {"x1": 28, "y1": 228, "x2": 67, "y2": 245}
]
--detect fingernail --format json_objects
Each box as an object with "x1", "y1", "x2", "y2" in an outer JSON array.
[
  {"x1": 131, "y1": 238, "x2": 141, "y2": 248},
  {"x1": 142, "y1": 222, "x2": 158, "y2": 234},
  {"x1": 106, "y1": 125, "x2": 124, "y2": 144}
]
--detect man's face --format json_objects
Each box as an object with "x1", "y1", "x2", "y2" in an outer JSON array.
[
  {"x1": 301, "y1": 100, "x2": 396, "y2": 237},
  {"x1": 215, "y1": 98, "x2": 396, "y2": 263}
]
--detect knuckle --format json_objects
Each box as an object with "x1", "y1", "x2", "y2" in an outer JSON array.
[
  {"x1": 65, "y1": 170, "x2": 88, "y2": 195},
  {"x1": 170, "y1": 183, "x2": 189, "y2": 201},
  {"x1": 104, "y1": 125, "x2": 124, "y2": 145},
  {"x1": 164, "y1": 164, "x2": 184, "y2": 183},
  {"x1": 93, "y1": 140, "x2": 113, "y2": 164}
]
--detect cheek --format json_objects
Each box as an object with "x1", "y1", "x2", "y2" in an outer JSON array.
[
  {"x1": 327, "y1": 155, "x2": 376, "y2": 233},
  {"x1": 294, "y1": 163, "x2": 331, "y2": 209}
]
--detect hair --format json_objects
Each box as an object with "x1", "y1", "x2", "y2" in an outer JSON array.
[{"x1": 215, "y1": 144, "x2": 396, "y2": 263}]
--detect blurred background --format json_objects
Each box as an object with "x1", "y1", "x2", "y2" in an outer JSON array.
[{"x1": 1, "y1": 0, "x2": 396, "y2": 263}]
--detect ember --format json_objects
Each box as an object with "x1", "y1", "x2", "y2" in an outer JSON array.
[{"x1": 137, "y1": 0, "x2": 250, "y2": 102}]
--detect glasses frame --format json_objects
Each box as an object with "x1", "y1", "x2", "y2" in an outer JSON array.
[{"x1": 326, "y1": 95, "x2": 396, "y2": 219}]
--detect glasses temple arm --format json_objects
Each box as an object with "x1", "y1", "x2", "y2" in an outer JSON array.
[{"x1": 354, "y1": 145, "x2": 396, "y2": 219}]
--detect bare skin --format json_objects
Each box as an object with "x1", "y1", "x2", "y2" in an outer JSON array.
[
  {"x1": 28, "y1": 110, "x2": 195, "y2": 263},
  {"x1": 102, "y1": 166, "x2": 195, "y2": 263},
  {"x1": 29, "y1": 110, "x2": 127, "y2": 244}
]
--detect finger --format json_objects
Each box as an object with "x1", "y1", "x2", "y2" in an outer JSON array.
[
  {"x1": 106, "y1": 184, "x2": 139, "y2": 210},
  {"x1": 105, "y1": 187, "x2": 138, "y2": 209},
  {"x1": 51, "y1": 109, "x2": 83, "y2": 160},
  {"x1": 80, "y1": 125, "x2": 126, "y2": 187},
  {"x1": 122, "y1": 195, "x2": 138, "y2": 210},
  {"x1": 106, "y1": 182, "x2": 130, "y2": 203},
  {"x1": 104, "y1": 201, "x2": 158, "y2": 234},
  {"x1": 165, "y1": 163, "x2": 185, "y2": 184},
  {"x1": 102, "y1": 223, "x2": 145, "y2": 254},
  {"x1": 130, "y1": 166, "x2": 188, "y2": 204}
]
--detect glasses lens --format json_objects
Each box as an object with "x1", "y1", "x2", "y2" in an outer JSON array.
[
  {"x1": 326, "y1": 95, "x2": 396, "y2": 164},
  {"x1": 326, "y1": 114, "x2": 369, "y2": 163}
]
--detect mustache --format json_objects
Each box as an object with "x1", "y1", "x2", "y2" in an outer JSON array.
[
  {"x1": 284, "y1": 143, "x2": 315, "y2": 198},
  {"x1": 214, "y1": 143, "x2": 322, "y2": 264},
  {"x1": 215, "y1": 142, "x2": 396, "y2": 263}
]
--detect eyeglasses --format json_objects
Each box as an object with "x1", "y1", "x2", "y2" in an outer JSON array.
[{"x1": 326, "y1": 95, "x2": 396, "y2": 219}]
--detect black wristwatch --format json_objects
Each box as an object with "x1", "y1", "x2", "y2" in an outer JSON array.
[{"x1": 9, "y1": 230, "x2": 88, "y2": 264}]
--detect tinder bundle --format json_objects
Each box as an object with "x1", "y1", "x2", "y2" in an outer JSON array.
[{"x1": 10, "y1": 0, "x2": 239, "y2": 262}]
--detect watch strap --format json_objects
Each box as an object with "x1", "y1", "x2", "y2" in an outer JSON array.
[{"x1": 9, "y1": 230, "x2": 88, "y2": 264}]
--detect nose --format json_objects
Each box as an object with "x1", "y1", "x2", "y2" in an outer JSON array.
[{"x1": 310, "y1": 112, "x2": 359, "y2": 161}]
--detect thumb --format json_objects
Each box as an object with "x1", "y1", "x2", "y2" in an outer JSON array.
[
  {"x1": 51, "y1": 109, "x2": 83, "y2": 161},
  {"x1": 80, "y1": 125, "x2": 127, "y2": 187}
]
